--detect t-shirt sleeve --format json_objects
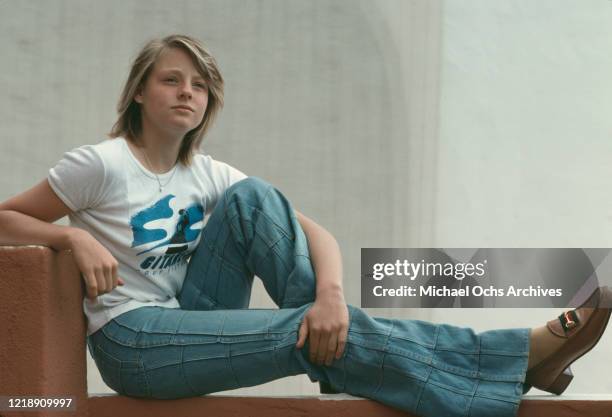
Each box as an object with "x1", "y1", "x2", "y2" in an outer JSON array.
[
  {"x1": 200, "y1": 154, "x2": 248, "y2": 215},
  {"x1": 47, "y1": 145, "x2": 106, "y2": 212}
]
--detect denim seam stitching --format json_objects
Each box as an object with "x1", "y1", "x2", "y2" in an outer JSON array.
[
  {"x1": 476, "y1": 371, "x2": 525, "y2": 382},
  {"x1": 268, "y1": 311, "x2": 286, "y2": 379},
  {"x1": 227, "y1": 344, "x2": 240, "y2": 388},
  {"x1": 174, "y1": 311, "x2": 198, "y2": 396},
  {"x1": 252, "y1": 234, "x2": 281, "y2": 274},
  {"x1": 415, "y1": 325, "x2": 438, "y2": 413},
  {"x1": 467, "y1": 379, "x2": 479, "y2": 417},
  {"x1": 101, "y1": 324, "x2": 143, "y2": 350},
  {"x1": 382, "y1": 333, "x2": 437, "y2": 349},
  {"x1": 479, "y1": 349, "x2": 527, "y2": 356},
  {"x1": 229, "y1": 199, "x2": 296, "y2": 243},
  {"x1": 201, "y1": 217, "x2": 223, "y2": 309},
  {"x1": 193, "y1": 209, "x2": 233, "y2": 310},
  {"x1": 471, "y1": 393, "x2": 521, "y2": 405},
  {"x1": 92, "y1": 345, "x2": 125, "y2": 393},
  {"x1": 378, "y1": 363, "x2": 428, "y2": 383},
  {"x1": 434, "y1": 347, "x2": 480, "y2": 354},
  {"x1": 179, "y1": 343, "x2": 199, "y2": 396},
  {"x1": 339, "y1": 350, "x2": 348, "y2": 392},
  {"x1": 373, "y1": 321, "x2": 394, "y2": 396},
  {"x1": 425, "y1": 378, "x2": 476, "y2": 398},
  {"x1": 93, "y1": 342, "x2": 137, "y2": 366},
  {"x1": 256, "y1": 182, "x2": 297, "y2": 241},
  {"x1": 218, "y1": 231, "x2": 243, "y2": 298},
  {"x1": 117, "y1": 358, "x2": 125, "y2": 395},
  {"x1": 147, "y1": 356, "x2": 226, "y2": 371},
  {"x1": 113, "y1": 313, "x2": 223, "y2": 340},
  {"x1": 340, "y1": 307, "x2": 358, "y2": 392},
  {"x1": 253, "y1": 223, "x2": 289, "y2": 269},
  {"x1": 222, "y1": 177, "x2": 275, "y2": 216},
  {"x1": 220, "y1": 314, "x2": 241, "y2": 389},
  {"x1": 466, "y1": 335, "x2": 482, "y2": 417},
  {"x1": 132, "y1": 329, "x2": 284, "y2": 339},
  {"x1": 213, "y1": 241, "x2": 246, "y2": 274},
  {"x1": 138, "y1": 348, "x2": 151, "y2": 397},
  {"x1": 377, "y1": 345, "x2": 438, "y2": 366}
]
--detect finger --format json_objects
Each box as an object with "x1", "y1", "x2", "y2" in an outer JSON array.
[
  {"x1": 325, "y1": 331, "x2": 338, "y2": 366},
  {"x1": 309, "y1": 328, "x2": 321, "y2": 364},
  {"x1": 118, "y1": 277, "x2": 125, "y2": 285},
  {"x1": 111, "y1": 263, "x2": 119, "y2": 288},
  {"x1": 95, "y1": 268, "x2": 107, "y2": 295},
  {"x1": 82, "y1": 272, "x2": 98, "y2": 300},
  {"x1": 336, "y1": 328, "x2": 348, "y2": 359},
  {"x1": 296, "y1": 320, "x2": 308, "y2": 349},
  {"x1": 315, "y1": 330, "x2": 329, "y2": 365},
  {"x1": 103, "y1": 265, "x2": 114, "y2": 294}
]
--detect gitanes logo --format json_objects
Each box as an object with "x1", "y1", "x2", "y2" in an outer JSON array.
[{"x1": 129, "y1": 195, "x2": 204, "y2": 273}]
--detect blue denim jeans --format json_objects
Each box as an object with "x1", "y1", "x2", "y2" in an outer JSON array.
[{"x1": 87, "y1": 177, "x2": 530, "y2": 417}]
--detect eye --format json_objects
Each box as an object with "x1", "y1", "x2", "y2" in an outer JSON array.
[
  {"x1": 194, "y1": 82, "x2": 206, "y2": 89},
  {"x1": 164, "y1": 77, "x2": 178, "y2": 83}
]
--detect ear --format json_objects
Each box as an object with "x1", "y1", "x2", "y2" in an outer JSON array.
[{"x1": 134, "y1": 85, "x2": 144, "y2": 104}]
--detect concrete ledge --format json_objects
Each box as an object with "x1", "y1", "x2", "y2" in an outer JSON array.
[
  {"x1": 518, "y1": 397, "x2": 612, "y2": 417},
  {"x1": 0, "y1": 245, "x2": 88, "y2": 417},
  {"x1": 87, "y1": 394, "x2": 612, "y2": 417},
  {"x1": 88, "y1": 394, "x2": 411, "y2": 417}
]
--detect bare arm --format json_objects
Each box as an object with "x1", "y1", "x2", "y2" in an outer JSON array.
[
  {"x1": 294, "y1": 209, "x2": 344, "y2": 297},
  {"x1": 294, "y1": 209, "x2": 349, "y2": 367},
  {"x1": 0, "y1": 179, "x2": 77, "y2": 249},
  {"x1": 0, "y1": 179, "x2": 123, "y2": 299},
  {"x1": 0, "y1": 180, "x2": 79, "y2": 250},
  {"x1": 0, "y1": 210, "x2": 76, "y2": 250}
]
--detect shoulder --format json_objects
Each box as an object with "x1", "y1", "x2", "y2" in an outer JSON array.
[
  {"x1": 191, "y1": 152, "x2": 214, "y2": 167},
  {"x1": 48, "y1": 138, "x2": 126, "y2": 210},
  {"x1": 56, "y1": 137, "x2": 124, "y2": 166},
  {"x1": 87, "y1": 137, "x2": 129, "y2": 176},
  {"x1": 190, "y1": 152, "x2": 246, "y2": 183},
  {"x1": 190, "y1": 152, "x2": 225, "y2": 177},
  {"x1": 191, "y1": 152, "x2": 243, "y2": 175},
  {"x1": 89, "y1": 137, "x2": 126, "y2": 160},
  {"x1": 54, "y1": 138, "x2": 128, "y2": 191}
]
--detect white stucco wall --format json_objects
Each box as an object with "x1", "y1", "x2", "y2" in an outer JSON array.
[{"x1": 433, "y1": 0, "x2": 612, "y2": 395}]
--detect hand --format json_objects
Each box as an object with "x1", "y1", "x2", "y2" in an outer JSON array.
[
  {"x1": 68, "y1": 228, "x2": 124, "y2": 300},
  {"x1": 296, "y1": 290, "x2": 349, "y2": 366}
]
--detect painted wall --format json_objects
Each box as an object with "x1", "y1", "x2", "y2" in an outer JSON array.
[
  {"x1": 0, "y1": 0, "x2": 609, "y2": 396},
  {"x1": 433, "y1": 0, "x2": 612, "y2": 396}
]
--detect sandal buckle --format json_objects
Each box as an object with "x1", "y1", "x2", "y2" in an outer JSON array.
[{"x1": 559, "y1": 310, "x2": 579, "y2": 333}]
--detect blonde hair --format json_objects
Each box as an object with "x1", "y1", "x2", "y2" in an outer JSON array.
[{"x1": 108, "y1": 34, "x2": 224, "y2": 166}]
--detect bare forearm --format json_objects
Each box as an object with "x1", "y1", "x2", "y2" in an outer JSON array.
[
  {"x1": 297, "y1": 213, "x2": 344, "y2": 298},
  {"x1": 0, "y1": 210, "x2": 75, "y2": 251}
]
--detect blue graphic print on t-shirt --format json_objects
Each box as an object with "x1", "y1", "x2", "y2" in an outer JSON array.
[{"x1": 129, "y1": 194, "x2": 204, "y2": 257}]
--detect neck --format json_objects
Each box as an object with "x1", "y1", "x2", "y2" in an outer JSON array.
[{"x1": 133, "y1": 126, "x2": 184, "y2": 174}]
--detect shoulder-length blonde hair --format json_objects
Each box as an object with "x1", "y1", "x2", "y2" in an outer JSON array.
[{"x1": 108, "y1": 34, "x2": 224, "y2": 166}]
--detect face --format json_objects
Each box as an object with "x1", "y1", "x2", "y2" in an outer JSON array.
[{"x1": 135, "y1": 47, "x2": 209, "y2": 138}]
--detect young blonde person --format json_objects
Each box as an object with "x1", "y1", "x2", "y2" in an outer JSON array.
[{"x1": 0, "y1": 34, "x2": 610, "y2": 417}]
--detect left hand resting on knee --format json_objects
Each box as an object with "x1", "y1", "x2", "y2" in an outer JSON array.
[{"x1": 296, "y1": 291, "x2": 349, "y2": 366}]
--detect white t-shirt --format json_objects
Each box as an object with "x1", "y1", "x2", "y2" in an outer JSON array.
[{"x1": 48, "y1": 137, "x2": 247, "y2": 336}]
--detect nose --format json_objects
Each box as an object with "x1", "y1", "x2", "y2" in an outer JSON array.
[{"x1": 178, "y1": 82, "x2": 193, "y2": 100}]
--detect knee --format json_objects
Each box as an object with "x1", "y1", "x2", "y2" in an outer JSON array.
[{"x1": 225, "y1": 176, "x2": 272, "y2": 199}]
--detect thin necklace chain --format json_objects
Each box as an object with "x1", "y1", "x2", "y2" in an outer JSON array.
[{"x1": 140, "y1": 147, "x2": 177, "y2": 192}]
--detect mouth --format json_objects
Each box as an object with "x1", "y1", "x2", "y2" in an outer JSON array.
[{"x1": 172, "y1": 105, "x2": 194, "y2": 112}]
